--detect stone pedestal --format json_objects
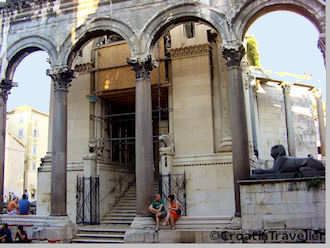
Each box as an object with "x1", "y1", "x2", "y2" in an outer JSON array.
[
  {"x1": 83, "y1": 153, "x2": 97, "y2": 177},
  {"x1": 0, "y1": 215, "x2": 76, "y2": 243}
]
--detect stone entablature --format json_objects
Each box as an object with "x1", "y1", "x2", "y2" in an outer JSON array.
[{"x1": 170, "y1": 44, "x2": 211, "y2": 60}]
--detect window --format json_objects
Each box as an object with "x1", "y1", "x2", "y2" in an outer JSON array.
[
  {"x1": 32, "y1": 145, "x2": 37, "y2": 155},
  {"x1": 33, "y1": 128, "x2": 38, "y2": 138},
  {"x1": 32, "y1": 162, "x2": 37, "y2": 171},
  {"x1": 184, "y1": 22, "x2": 195, "y2": 39},
  {"x1": 19, "y1": 114, "x2": 24, "y2": 123},
  {"x1": 18, "y1": 129, "x2": 24, "y2": 139}
]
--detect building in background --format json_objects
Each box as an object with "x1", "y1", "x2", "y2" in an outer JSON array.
[
  {"x1": 6, "y1": 105, "x2": 49, "y2": 200},
  {"x1": 4, "y1": 131, "x2": 25, "y2": 200}
]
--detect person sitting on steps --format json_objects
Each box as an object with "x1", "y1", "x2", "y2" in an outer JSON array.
[
  {"x1": 164, "y1": 194, "x2": 182, "y2": 230},
  {"x1": 148, "y1": 193, "x2": 167, "y2": 232}
]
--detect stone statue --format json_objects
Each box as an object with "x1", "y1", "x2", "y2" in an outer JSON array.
[
  {"x1": 251, "y1": 144, "x2": 325, "y2": 179},
  {"x1": 159, "y1": 134, "x2": 174, "y2": 154}
]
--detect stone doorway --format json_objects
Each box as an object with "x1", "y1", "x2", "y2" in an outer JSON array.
[{"x1": 99, "y1": 86, "x2": 170, "y2": 183}]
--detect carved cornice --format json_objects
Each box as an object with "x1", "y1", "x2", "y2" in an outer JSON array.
[
  {"x1": 169, "y1": 44, "x2": 211, "y2": 60},
  {"x1": 0, "y1": 79, "x2": 14, "y2": 101},
  {"x1": 222, "y1": 43, "x2": 245, "y2": 67},
  {"x1": 127, "y1": 55, "x2": 155, "y2": 80},
  {"x1": 74, "y1": 63, "x2": 93, "y2": 73},
  {"x1": 173, "y1": 161, "x2": 232, "y2": 168},
  {"x1": 46, "y1": 65, "x2": 75, "y2": 91}
]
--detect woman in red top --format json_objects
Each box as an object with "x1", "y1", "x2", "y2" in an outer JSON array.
[{"x1": 167, "y1": 194, "x2": 182, "y2": 230}]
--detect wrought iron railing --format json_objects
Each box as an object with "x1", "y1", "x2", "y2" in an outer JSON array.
[
  {"x1": 159, "y1": 173, "x2": 187, "y2": 216},
  {"x1": 76, "y1": 176, "x2": 100, "y2": 225}
]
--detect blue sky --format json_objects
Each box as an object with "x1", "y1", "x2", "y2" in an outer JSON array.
[
  {"x1": 246, "y1": 11, "x2": 326, "y2": 97},
  {"x1": 7, "y1": 11, "x2": 326, "y2": 113}
]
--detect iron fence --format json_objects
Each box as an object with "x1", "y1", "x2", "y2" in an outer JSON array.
[
  {"x1": 76, "y1": 176, "x2": 100, "y2": 225},
  {"x1": 159, "y1": 173, "x2": 187, "y2": 216}
]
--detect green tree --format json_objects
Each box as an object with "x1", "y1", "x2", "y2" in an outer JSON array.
[{"x1": 246, "y1": 36, "x2": 261, "y2": 67}]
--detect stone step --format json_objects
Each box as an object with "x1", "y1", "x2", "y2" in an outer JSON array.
[
  {"x1": 116, "y1": 204, "x2": 137, "y2": 208},
  {"x1": 76, "y1": 233, "x2": 125, "y2": 239},
  {"x1": 102, "y1": 216, "x2": 135, "y2": 221},
  {"x1": 119, "y1": 198, "x2": 136, "y2": 203},
  {"x1": 101, "y1": 220, "x2": 132, "y2": 224},
  {"x1": 72, "y1": 238, "x2": 124, "y2": 243},
  {"x1": 112, "y1": 207, "x2": 136, "y2": 210},
  {"x1": 111, "y1": 208, "x2": 136, "y2": 212},
  {"x1": 105, "y1": 213, "x2": 136, "y2": 217},
  {"x1": 78, "y1": 228, "x2": 127, "y2": 234},
  {"x1": 118, "y1": 202, "x2": 136, "y2": 205}
]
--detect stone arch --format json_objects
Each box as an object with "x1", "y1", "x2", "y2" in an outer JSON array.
[
  {"x1": 140, "y1": 3, "x2": 231, "y2": 56},
  {"x1": 59, "y1": 17, "x2": 137, "y2": 67},
  {"x1": 233, "y1": 0, "x2": 326, "y2": 40},
  {"x1": 5, "y1": 35, "x2": 57, "y2": 80}
]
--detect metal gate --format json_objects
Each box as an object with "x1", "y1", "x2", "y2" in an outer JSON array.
[
  {"x1": 76, "y1": 176, "x2": 100, "y2": 225},
  {"x1": 159, "y1": 173, "x2": 187, "y2": 216}
]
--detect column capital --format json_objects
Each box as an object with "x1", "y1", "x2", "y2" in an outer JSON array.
[
  {"x1": 311, "y1": 87, "x2": 322, "y2": 99},
  {"x1": 47, "y1": 66, "x2": 75, "y2": 91},
  {"x1": 280, "y1": 82, "x2": 291, "y2": 93},
  {"x1": 127, "y1": 55, "x2": 155, "y2": 79},
  {"x1": 222, "y1": 42, "x2": 245, "y2": 67},
  {"x1": 0, "y1": 79, "x2": 16, "y2": 101}
]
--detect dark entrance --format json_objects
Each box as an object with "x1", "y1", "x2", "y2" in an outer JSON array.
[{"x1": 100, "y1": 85, "x2": 170, "y2": 179}]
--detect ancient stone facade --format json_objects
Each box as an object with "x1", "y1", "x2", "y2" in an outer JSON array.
[{"x1": 0, "y1": 0, "x2": 326, "y2": 243}]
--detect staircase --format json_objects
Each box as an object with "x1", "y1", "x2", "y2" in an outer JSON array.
[{"x1": 72, "y1": 182, "x2": 159, "y2": 243}]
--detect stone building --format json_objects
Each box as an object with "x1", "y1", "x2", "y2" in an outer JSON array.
[
  {"x1": 0, "y1": 0, "x2": 326, "y2": 243},
  {"x1": 4, "y1": 130, "x2": 25, "y2": 199},
  {"x1": 6, "y1": 105, "x2": 49, "y2": 200}
]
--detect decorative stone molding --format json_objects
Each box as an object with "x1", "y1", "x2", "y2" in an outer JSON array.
[
  {"x1": 169, "y1": 44, "x2": 210, "y2": 60},
  {"x1": 173, "y1": 161, "x2": 232, "y2": 168},
  {"x1": 280, "y1": 82, "x2": 291, "y2": 95},
  {"x1": 127, "y1": 55, "x2": 155, "y2": 79},
  {"x1": 222, "y1": 43, "x2": 245, "y2": 67},
  {"x1": 46, "y1": 66, "x2": 75, "y2": 91},
  {"x1": 0, "y1": 79, "x2": 16, "y2": 101},
  {"x1": 311, "y1": 87, "x2": 321, "y2": 99},
  {"x1": 318, "y1": 33, "x2": 325, "y2": 63},
  {"x1": 74, "y1": 62, "x2": 93, "y2": 73}
]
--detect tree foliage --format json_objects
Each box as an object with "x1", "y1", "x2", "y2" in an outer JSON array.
[{"x1": 246, "y1": 36, "x2": 261, "y2": 67}]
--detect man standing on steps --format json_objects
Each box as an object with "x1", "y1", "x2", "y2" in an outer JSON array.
[{"x1": 148, "y1": 194, "x2": 167, "y2": 232}]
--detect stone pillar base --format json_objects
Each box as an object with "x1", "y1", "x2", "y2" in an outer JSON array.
[
  {"x1": 44, "y1": 216, "x2": 76, "y2": 243},
  {"x1": 0, "y1": 215, "x2": 76, "y2": 243},
  {"x1": 124, "y1": 217, "x2": 157, "y2": 243}
]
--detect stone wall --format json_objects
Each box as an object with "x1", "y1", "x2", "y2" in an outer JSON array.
[
  {"x1": 173, "y1": 154, "x2": 235, "y2": 216},
  {"x1": 97, "y1": 163, "x2": 135, "y2": 219},
  {"x1": 255, "y1": 82, "x2": 288, "y2": 160},
  {"x1": 239, "y1": 177, "x2": 325, "y2": 231},
  {"x1": 37, "y1": 163, "x2": 83, "y2": 222},
  {"x1": 290, "y1": 85, "x2": 318, "y2": 157}
]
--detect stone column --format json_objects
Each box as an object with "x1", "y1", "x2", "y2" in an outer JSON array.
[
  {"x1": 222, "y1": 43, "x2": 250, "y2": 217},
  {"x1": 0, "y1": 79, "x2": 13, "y2": 212},
  {"x1": 282, "y1": 83, "x2": 296, "y2": 156},
  {"x1": 47, "y1": 66, "x2": 74, "y2": 216},
  {"x1": 313, "y1": 88, "x2": 326, "y2": 157},
  {"x1": 128, "y1": 55, "x2": 154, "y2": 216},
  {"x1": 249, "y1": 80, "x2": 260, "y2": 157}
]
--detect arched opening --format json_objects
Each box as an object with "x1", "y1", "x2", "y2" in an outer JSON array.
[
  {"x1": 4, "y1": 50, "x2": 51, "y2": 210},
  {"x1": 149, "y1": 18, "x2": 235, "y2": 216},
  {"x1": 243, "y1": 11, "x2": 325, "y2": 164}
]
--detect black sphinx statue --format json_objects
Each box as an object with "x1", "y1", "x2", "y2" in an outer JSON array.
[{"x1": 251, "y1": 144, "x2": 325, "y2": 179}]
